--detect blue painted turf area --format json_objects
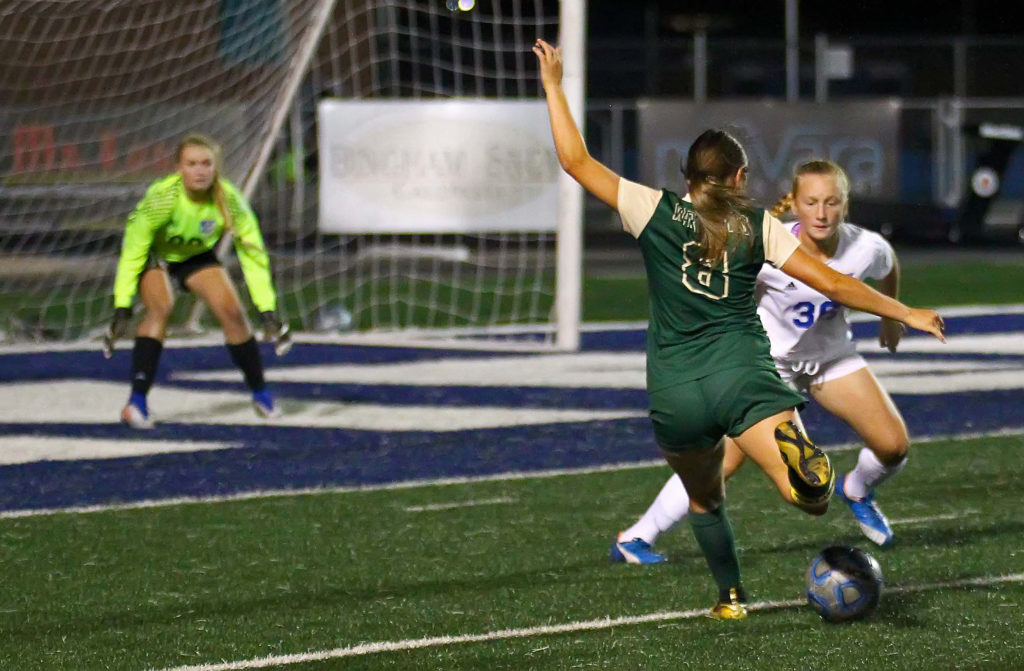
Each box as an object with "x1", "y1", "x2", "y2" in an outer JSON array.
[{"x1": 0, "y1": 311, "x2": 1021, "y2": 512}]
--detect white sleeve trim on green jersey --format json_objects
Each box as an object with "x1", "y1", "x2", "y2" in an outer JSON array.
[
  {"x1": 762, "y1": 211, "x2": 802, "y2": 267},
  {"x1": 617, "y1": 178, "x2": 662, "y2": 239}
]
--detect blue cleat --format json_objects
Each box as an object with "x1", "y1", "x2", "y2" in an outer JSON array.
[
  {"x1": 836, "y1": 473, "x2": 894, "y2": 547},
  {"x1": 252, "y1": 389, "x2": 281, "y2": 419},
  {"x1": 121, "y1": 392, "x2": 154, "y2": 429},
  {"x1": 610, "y1": 537, "x2": 668, "y2": 564},
  {"x1": 121, "y1": 403, "x2": 154, "y2": 429}
]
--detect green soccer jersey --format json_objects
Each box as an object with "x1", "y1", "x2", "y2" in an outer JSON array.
[
  {"x1": 112, "y1": 174, "x2": 277, "y2": 312},
  {"x1": 616, "y1": 178, "x2": 801, "y2": 392}
]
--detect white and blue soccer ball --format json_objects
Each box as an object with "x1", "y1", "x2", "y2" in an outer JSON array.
[
  {"x1": 806, "y1": 545, "x2": 883, "y2": 623},
  {"x1": 312, "y1": 302, "x2": 354, "y2": 332}
]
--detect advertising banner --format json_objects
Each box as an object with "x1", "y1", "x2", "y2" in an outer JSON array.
[
  {"x1": 317, "y1": 99, "x2": 560, "y2": 233},
  {"x1": 637, "y1": 100, "x2": 901, "y2": 203},
  {"x1": 0, "y1": 104, "x2": 251, "y2": 184}
]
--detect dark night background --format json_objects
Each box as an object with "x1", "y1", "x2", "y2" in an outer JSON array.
[
  {"x1": 573, "y1": 2, "x2": 1024, "y2": 243},
  {"x1": 581, "y1": 1, "x2": 1024, "y2": 99},
  {"x1": 589, "y1": 1, "x2": 1022, "y2": 39}
]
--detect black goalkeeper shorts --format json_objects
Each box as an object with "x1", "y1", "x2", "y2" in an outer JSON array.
[{"x1": 146, "y1": 249, "x2": 222, "y2": 292}]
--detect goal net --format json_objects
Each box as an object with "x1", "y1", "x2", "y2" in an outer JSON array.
[{"x1": 0, "y1": 0, "x2": 582, "y2": 350}]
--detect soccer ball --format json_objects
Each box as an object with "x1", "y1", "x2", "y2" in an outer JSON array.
[
  {"x1": 805, "y1": 545, "x2": 883, "y2": 623},
  {"x1": 312, "y1": 302, "x2": 354, "y2": 332}
]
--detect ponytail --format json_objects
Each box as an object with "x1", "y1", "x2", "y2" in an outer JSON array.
[
  {"x1": 212, "y1": 179, "x2": 235, "y2": 237},
  {"x1": 769, "y1": 192, "x2": 795, "y2": 218},
  {"x1": 684, "y1": 129, "x2": 753, "y2": 265}
]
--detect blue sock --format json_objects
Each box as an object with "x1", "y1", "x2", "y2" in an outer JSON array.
[{"x1": 128, "y1": 391, "x2": 148, "y2": 416}]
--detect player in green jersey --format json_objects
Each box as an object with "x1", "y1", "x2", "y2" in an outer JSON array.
[
  {"x1": 534, "y1": 39, "x2": 946, "y2": 619},
  {"x1": 614, "y1": 161, "x2": 913, "y2": 565},
  {"x1": 105, "y1": 133, "x2": 289, "y2": 429}
]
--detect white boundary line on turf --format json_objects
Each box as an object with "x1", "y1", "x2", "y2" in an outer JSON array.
[
  {"x1": 403, "y1": 496, "x2": 516, "y2": 512},
  {"x1": 3, "y1": 304, "x2": 1023, "y2": 354},
  {"x1": 2, "y1": 427, "x2": 1022, "y2": 521},
  {"x1": 148, "y1": 572, "x2": 1024, "y2": 671},
  {"x1": 892, "y1": 511, "x2": 975, "y2": 526},
  {"x1": 0, "y1": 459, "x2": 664, "y2": 520}
]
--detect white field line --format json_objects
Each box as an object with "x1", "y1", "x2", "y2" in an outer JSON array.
[
  {"x1": 892, "y1": 511, "x2": 977, "y2": 526},
  {"x1": 0, "y1": 436, "x2": 241, "y2": 465},
  {"x1": 1, "y1": 303, "x2": 1022, "y2": 355},
  {"x1": 2, "y1": 427, "x2": 1022, "y2": 521},
  {"x1": 149, "y1": 572, "x2": 1024, "y2": 671},
  {"x1": 0, "y1": 459, "x2": 665, "y2": 520},
  {"x1": 403, "y1": 496, "x2": 516, "y2": 512},
  {"x1": 0, "y1": 380, "x2": 648, "y2": 430}
]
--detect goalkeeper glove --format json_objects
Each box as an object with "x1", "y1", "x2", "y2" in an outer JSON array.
[
  {"x1": 260, "y1": 311, "x2": 292, "y2": 356},
  {"x1": 102, "y1": 307, "x2": 132, "y2": 359}
]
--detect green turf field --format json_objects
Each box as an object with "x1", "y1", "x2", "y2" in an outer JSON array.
[
  {"x1": 583, "y1": 256, "x2": 1024, "y2": 321},
  {"x1": 2, "y1": 254, "x2": 1021, "y2": 339},
  {"x1": 2, "y1": 434, "x2": 1021, "y2": 670}
]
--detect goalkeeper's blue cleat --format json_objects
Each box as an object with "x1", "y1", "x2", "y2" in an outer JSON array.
[
  {"x1": 836, "y1": 473, "x2": 894, "y2": 547},
  {"x1": 610, "y1": 537, "x2": 668, "y2": 565},
  {"x1": 252, "y1": 389, "x2": 281, "y2": 419},
  {"x1": 121, "y1": 393, "x2": 154, "y2": 430}
]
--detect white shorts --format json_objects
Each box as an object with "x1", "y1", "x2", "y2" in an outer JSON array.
[{"x1": 774, "y1": 353, "x2": 868, "y2": 394}]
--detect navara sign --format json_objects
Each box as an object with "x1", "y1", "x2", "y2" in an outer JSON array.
[
  {"x1": 317, "y1": 99, "x2": 560, "y2": 233},
  {"x1": 637, "y1": 100, "x2": 900, "y2": 202}
]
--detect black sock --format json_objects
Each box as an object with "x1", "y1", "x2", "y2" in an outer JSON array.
[
  {"x1": 227, "y1": 337, "x2": 265, "y2": 392},
  {"x1": 689, "y1": 507, "x2": 746, "y2": 602},
  {"x1": 129, "y1": 337, "x2": 164, "y2": 395}
]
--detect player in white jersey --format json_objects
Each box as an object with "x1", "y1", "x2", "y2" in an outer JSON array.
[{"x1": 611, "y1": 160, "x2": 910, "y2": 564}]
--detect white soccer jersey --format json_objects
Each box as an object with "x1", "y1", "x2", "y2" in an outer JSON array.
[{"x1": 756, "y1": 222, "x2": 895, "y2": 363}]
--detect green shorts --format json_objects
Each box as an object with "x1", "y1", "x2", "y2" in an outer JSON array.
[{"x1": 648, "y1": 365, "x2": 806, "y2": 452}]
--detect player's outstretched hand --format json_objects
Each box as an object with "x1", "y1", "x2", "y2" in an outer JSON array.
[
  {"x1": 903, "y1": 308, "x2": 946, "y2": 343},
  {"x1": 879, "y1": 317, "x2": 906, "y2": 352},
  {"x1": 102, "y1": 307, "x2": 132, "y2": 359},
  {"x1": 532, "y1": 38, "x2": 563, "y2": 91},
  {"x1": 260, "y1": 310, "x2": 292, "y2": 356}
]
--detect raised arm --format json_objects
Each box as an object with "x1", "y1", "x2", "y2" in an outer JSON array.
[
  {"x1": 780, "y1": 246, "x2": 945, "y2": 342},
  {"x1": 533, "y1": 39, "x2": 620, "y2": 208}
]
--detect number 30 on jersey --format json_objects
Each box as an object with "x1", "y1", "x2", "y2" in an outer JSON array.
[{"x1": 792, "y1": 300, "x2": 838, "y2": 328}]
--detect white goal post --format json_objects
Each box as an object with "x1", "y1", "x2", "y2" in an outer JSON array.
[{"x1": 556, "y1": 0, "x2": 586, "y2": 350}]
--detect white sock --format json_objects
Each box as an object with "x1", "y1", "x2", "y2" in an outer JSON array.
[
  {"x1": 844, "y1": 448, "x2": 907, "y2": 500},
  {"x1": 620, "y1": 474, "x2": 690, "y2": 545}
]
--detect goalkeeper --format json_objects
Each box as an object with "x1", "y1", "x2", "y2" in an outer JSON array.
[{"x1": 106, "y1": 133, "x2": 290, "y2": 429}]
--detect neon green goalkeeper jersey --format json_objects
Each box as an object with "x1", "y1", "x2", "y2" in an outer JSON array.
[{"x1": 112, "y1": 174, "x2": 276, "y2": 312}]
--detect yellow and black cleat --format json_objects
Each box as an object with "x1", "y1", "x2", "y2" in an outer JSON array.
[
  {"x1": 775, "y1": 421, "x2": 835, "y2": 505},
  {"x1": 709, "y1": 588, "x2": 748, "y2": 620}
]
